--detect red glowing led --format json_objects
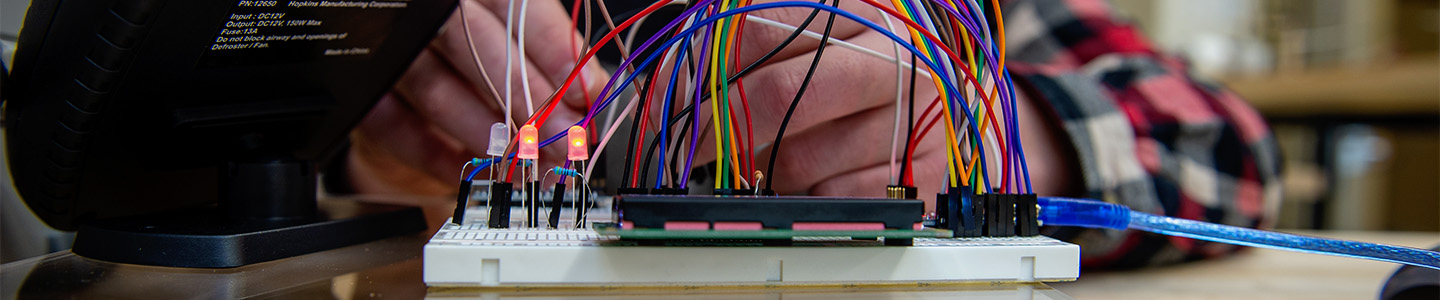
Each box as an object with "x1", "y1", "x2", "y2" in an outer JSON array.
[
  {"x1": 567, "y1": 126, "x2": 588, "y2": 160},
  {"x1": 517, "y1": 124, "x2": 539, "y2": 160}
]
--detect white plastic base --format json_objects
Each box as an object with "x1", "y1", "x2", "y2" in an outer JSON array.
[{"x1": 424, "y1": 206, "x2": 1079, "y2": 287}]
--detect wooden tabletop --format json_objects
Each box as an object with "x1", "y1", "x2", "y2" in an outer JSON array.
[
  {"x1": 1221, "y1": 57, "x2": 1440, "y2": 117},
  {"x1": 3, "y1": 193, "x2": 1433, "y2": 300},
  {"x1": 1048, "y1": 230, "x2": 1440, "y2": 300}
]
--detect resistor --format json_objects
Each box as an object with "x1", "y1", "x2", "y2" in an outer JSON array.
[{"x1": 551, "y1": 167, "x2": 581, "y2": 177}]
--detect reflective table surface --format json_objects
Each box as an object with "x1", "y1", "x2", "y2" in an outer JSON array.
[
  {"x1": 2, "y1": 231, "x2": 1072, "y2": 299},
  {"x1": 7, "y1": 194, "x2": 1430, "y2": 299},
  {"x1": 1, "y1": 196, "x2": 1073, "y2": 300}
]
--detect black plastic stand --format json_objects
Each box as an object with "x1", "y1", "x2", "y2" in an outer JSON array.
[{"x1": 69, "y1": 159, "x2": 425, "y2": 268}]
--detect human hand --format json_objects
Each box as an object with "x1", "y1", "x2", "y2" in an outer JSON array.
[
  {"x1": 634, "y1": 1, "x2": 953, "y2": 199},
  {"x1": 648, "y1": 0, "x2": 1078, "y2": 207},
  {"x1": 345, "y1": 0, "x2": 609, "y2": 195}
]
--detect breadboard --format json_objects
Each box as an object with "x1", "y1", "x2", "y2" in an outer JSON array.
[{"x1": 424, "y1": 207, "x2": 1079, "y2": 287}]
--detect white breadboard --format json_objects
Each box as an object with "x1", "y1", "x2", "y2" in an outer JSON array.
[{"x1": 423, "y1": 206, "x2": 1079, "y2": 287}]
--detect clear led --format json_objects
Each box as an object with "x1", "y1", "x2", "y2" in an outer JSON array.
[
  {"x1": 486, "y1": 123, "x2": 509, "y2": 156},
  {"x1": 567, "y1": 126, "x2": 588, "y2": 160},
  {"x1": 517, "y1": 124, "x2": 539, "y2": 160}
]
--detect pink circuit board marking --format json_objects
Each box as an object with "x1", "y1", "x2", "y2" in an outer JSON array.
[
  {"x1": 712, "y1": 222, "x2": 763, "y2": 230},
  {"x1": 662, "y1": 221, "x2": 710, "y2": 230},
  {"x1": 790, "y1": 222, "x2": 885, "y2": 231}
]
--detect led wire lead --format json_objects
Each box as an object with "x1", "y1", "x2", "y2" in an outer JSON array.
[
  {"x1": 521, "y1": 163, "x2": 528, "y2": 227},
  {"x1": 459, "y1": 160, "x2": 473, "y2": 181}
]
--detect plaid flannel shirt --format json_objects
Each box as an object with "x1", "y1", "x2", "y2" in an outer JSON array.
[{"x1": 1002, "y1": 0, "x2": 1283, "y2": 268}]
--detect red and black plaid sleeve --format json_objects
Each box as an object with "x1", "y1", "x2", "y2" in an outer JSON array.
[{"x1": 1002, "y1": 0, "x2": 1283, "y2": 268}]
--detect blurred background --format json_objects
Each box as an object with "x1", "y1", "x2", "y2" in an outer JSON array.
[
  {"x1": 1, "y1": 0, "x2": 1437, "y2": 263},
  {"x1": 1110, "y1": 0, "x2": 1439, "y2": 232}
]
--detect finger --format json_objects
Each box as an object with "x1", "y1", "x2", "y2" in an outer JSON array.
[
  {"x1": 431, "y1": 0, "x2": 509, "y2": 111},
  {"x1": 740, "y1": 29, "x2": 937, "y2": 147},
  {"x1": 754, "y1": 104, "x2": 948, "y2": 193},
  {"x1": 394, "y1": 47, "x2": 578, "y2": 180},
  {"x1": 431, "y1": 2, "x2": 594, "y2": 125},
  {"x1": 654, "y1": 28, "x2": 927, "y2": 164},
  {"x1": 734, "y1": 0, "x2": 890, "y2": 70},
  {"x1": 393, "y1": 49, "x2": 510, "y2": 155},
  {"x1": 350, "y1": 93, "x2": 472, "y2": 194},
  {"x1": 475, "y1": 0, "x2": 609, "y2": 110},
  {"x1": 429, "y1": 1, "x2": 574, "y2": 125},
  {"x1": 810, "y1": 149, "x2": 952, "y2": 211}
]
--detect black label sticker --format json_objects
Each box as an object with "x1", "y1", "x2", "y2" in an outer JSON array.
[{"x1": 198, "y1": 0, "x2": 412, "y2": 68}]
